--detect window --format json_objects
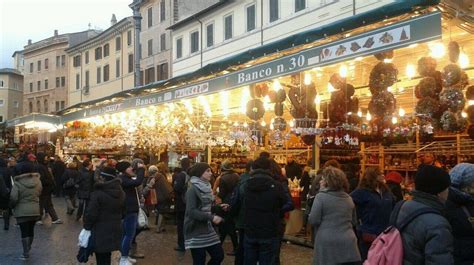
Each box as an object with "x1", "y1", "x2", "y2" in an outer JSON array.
[
  {"x1": 14, "y1": 101, "x2": 19, "y2": 108},
  {"x1": 145, "y1": 67, "x2": 155, "y2": 85},
  {"x1": 224, "y1": 15, "x2": 233, "y2": 40},
  {"x1": 269, "y1": 0, "x2": 279, "y2": 22},
  {"x1": 104, "y1": 44, "x2": 110, "y2": 57},
  {"x1": 44, "y1": 99, "x2": 48, "y2": 113},
  {"x1": 56, "y1": 56, "x2": 60, "y2": 67},
  {"x1": 128, "y1": 54, "x2": 134, "y2": 73},
  {"x1": 295, "y1": 0, "x2": 305, "y2": 12},
  {"x1": 95, "y1": 47, "x2": 102, "y2": 60},
  {"x1": 45, "y1": 79, "x2": 48, "y2": 89},
  {"x1": 85, "y1": 71, "x2": 90, "y2": 87},
  {"x1": 61, "y1": 101, "x2": 65, "y2": 110},
  {"x1": 45, "y1": 58, "x2": 49, "y2": 70},
  {"x1": 127, "y1": 30, "x2": 132, "y2": 46},
  {"x1": 206, "y1": 23, "x2": 214, "y2": 47},
  {"x1": 148, "y1": 39, "x2": 153, "y2": 56},
  {"x1": 97, "y1": 67, "x2": 101, "y2": 84},
  {"x1": 73, "y1": 55, "x2": 81, "y2": 67},
  {"x1": 103, "y1": 65, "x2": 110, "y2": 82},
  {"x1": 85, "y1": 51, "x2": 89, "y2": 64},
  {"x1": 37, "y1": 80, "x2": 41, "y2": 91},
  {"x1": 76, "y1": 74, "x2": 80, "y2": 90},
  {"x1": 148, "y1": 7, "x2": 153, "y2": 28},
  {"x1": 160, "y1": 0, "x2": 166, "y2": 21},
  {"x1": 0, "y1": 116, "x2": 3, "y2": 122},
  {"x1": 29, "y1": 102, "x2": 33, "y2": 113},
  {"x1": 56, "y1": 77, "x2": 60, "y2": 88},
  {"x1": 0, "y1": 99, "x2": 3, "y2": 106},
  {"x1": 116, "y1": 37, "x2": 121, "y2": 51},
  {"x1": 13, "y1": 82, "x2": 17, "y2": 89},
  {"x1": 176, "y1": 38, "x2": 182, "y2": 59},
  {"x1": 30, "y1": 63, "x2": 33, "y2": 73},
  {"x1": 0, "y1": 80, "x2": 3, "y2": 87},
  {"x1": 36, "y1": 100, "x2": 41, "y2": 112},
  {"x1": 247, "y1": 5, "x2": 256, "y2": 32},
  {"x1": 61, "y1": 55, "x2": 66, "y2": 66},
  {"x1": 157, "y1": 62, "x2": 169, "y2": 81},
  {"x1": 116, "y1": 59, "x2": 120, "y2": 78},
  {"x1": 61, "y1": 76, "x2": 65, "y2": 87},
  {"x1": 29, "y1": 82, "x2": 33, "y2": 92},
  {"x1": 55, "y1": 101, "x2": 59, "y2": 111},
  {"x1": 37, "y1": 60, "x2": 41, "y2": 71},
  {"x1": 190, "y1": 31, "x2": 199, "y2": 53},
  {"x1": 160, "y1": 34, "x2": 166, "y2": 51}
]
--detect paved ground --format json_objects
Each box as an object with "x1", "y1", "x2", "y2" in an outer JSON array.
[{"x1": 0, "y1": 198, "x2": 313, "y2": 265}]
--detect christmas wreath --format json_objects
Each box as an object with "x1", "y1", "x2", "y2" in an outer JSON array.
[
  {"x1": 415, "y1": 97, "x2": 440, "y2": 117},
  {"x1": 369, "y1": 62, "x2": 398, "y2": 95},
  {"x1": 442, "y1": 64, "x2": 462, "y2": 87},
  {"x1": 246, "y1": 99, "x2": 265, "y2": 120},
  {"x1": 439, "y1": 88, "x2": 466, "y2": 112},
  {"x1": 415, "y1": 77, "x2": 437, "y2": 99},
  {"x1": 417, "y1": 57, "x2": 437, "y2": 77},
  {"x1": 368, "y1": 91, "x2": 396, "y2": 117}
]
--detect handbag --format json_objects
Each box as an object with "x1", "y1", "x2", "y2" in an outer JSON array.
[
  {"x1": 145, "y1": 189, "x2": 158, "y2": 205},
  {"x1": 136, "y1": 188, "x2": 148, "y2": 229}
]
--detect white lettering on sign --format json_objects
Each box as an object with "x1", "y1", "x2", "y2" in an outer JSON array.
[
  {"x1": 135, "y1": 97, "x2": 157, "y2": 107},
  {"x1": 238, "y1": 67, "x2": 273, "y2": 84},
  {"x1": 89, "y1": 103, "x2": 123, "y2": 116},
  {"x1": 174, "y1": 83, "x2": 209, "y2": 99}
]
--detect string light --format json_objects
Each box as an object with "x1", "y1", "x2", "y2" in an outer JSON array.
[
  {"x1": 261, "y1": 120, "x2": 266, "y2": 127},
  {"x1": 304, "y1": 72, "x2": 312, "y2": 85},
  {"x1": 366, "y1": 112, "x2": 372, "y2": 121},
  {"x1": 357, "y1": 109, "x2": 362, "y2": 117},
  {"x1": 406, "y1": 64, "x2": 416, "y2": 78},
  {"x1": 399, "y1": 107, "x2": 405, "y2": 117},
  {"x1": 461, "y1": 111, "x2": 468, "y2": 118},
  {"x1": 429, "y1": 42, "x2": 445, "y2": 59},
  {"x1": 339, "y1": 65, "x2": 348, "y2": 78},
  {"x1": 314, "y1": 95, "x2": 321, "y2": 104},
  {"x1": 392, "y1": 116, "x2": 398, "y2": 124},
  {"x1": 289, "y1": 119, "x2": 295, "y2": 127}
]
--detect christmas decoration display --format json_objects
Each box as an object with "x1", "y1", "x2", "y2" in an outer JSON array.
[
  {"x1": 442, "y1": 64, "x2": 462, "y2": 87},
  {"x1": 417, "y1": 57, "x2": 437, "y2": 77},
  {"x1": 328, "y1": 74, "x2": 359, "y2": 125},
  {"x1": 448, "y1": 41, "x2": 460, "y2": 63},
  {"x1": 415, "y1": 77, "x2": 437, "y2": 99},
  {"x1": 439, "y1": 88, "x2": 466, "y2": 112},
  {"x1": 368, "y1": 62, "x2": 398, "y2": 95},
  {"x1": 246, "y1": 99, "x2": 265, "y2": 120}
]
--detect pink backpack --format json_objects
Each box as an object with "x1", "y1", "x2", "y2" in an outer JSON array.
[{"x1": 364, "y1": 201, "x2": 440, "y2": 265}]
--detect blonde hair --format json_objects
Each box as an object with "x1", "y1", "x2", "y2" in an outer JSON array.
[{"x1": 322, "y1": 166, "x2": 349, "y2": 192}]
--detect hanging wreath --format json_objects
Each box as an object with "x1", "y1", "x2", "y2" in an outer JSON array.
[
  {"x1": 368, "y1": 91, "x2": 396, "y2": 117},
  {"x1": 344, "y1": 84, "x2": 355, "y2": 100},
  {"x1": 439, "y1": 88, "x2": 466, "y2": 112},
  {"x1": 417, "y1": 57, "x2": 437, "y2": 77},
  {"x1": 415, "y1": 77, "x2": 437, "y2": 99},
  {"x1": 440, "y1": 111, "x2": 458, "y2": 132},
  {"x1": 415, "y1": 97, "x2": 440, "y2": 118},
  {"x1": 246, "y1": 99, "x2": 265, "y2": 120},
  {"x1": 442, "y1": 64, "x2": 462, "y2": 87},
  {"x1": 329, "y1": 73, "x2": 346, "y2": 90},
  {"x1": 267, "y1": 90, "x2": 277, "y2": 103},
  {"x1": 430, "y1": 70, "x2": 443, "y2": 96},
  {"x1": 466, "y1": 85, "x2": 474, "y2": 100},
  {"x1": 369, "y1": 62, "x2": 398, "y2": 95},
  {"x1": 448, "y1": 41, "x2": 460, "y2": 63}
]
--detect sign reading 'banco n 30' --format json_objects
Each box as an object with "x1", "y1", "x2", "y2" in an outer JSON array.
[{"x1": 62, "y1": 12, "x2": 441, "y2": 123}]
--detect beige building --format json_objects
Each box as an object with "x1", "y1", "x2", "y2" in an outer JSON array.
[
  {"x1": 0, "y1": 68, "x2": 23, "y2": 122},
  {"x1": 23, "y1": 29, "x2": 99, "y2": 115},
  {"x1": 66, "y1": 17, "x2": 135, "y2": 106},
  {"x1": 11, "y1": 51, "x2": 25, "y2": 74}
]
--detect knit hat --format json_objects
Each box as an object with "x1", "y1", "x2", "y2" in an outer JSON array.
[
  {"x1": 189, "y1": 162, "x2": 210, "y2": 178},
  {"x1": 220, "y1": 160, "x2": 233, "y2": 171},
  {"x1": 131, "y1": 158, "x2": 144, "y2": 170},
  {"x1": 415, "y1": 165, "x2": 451, "y2": 195},
  {"x1": 449, "y1": 163, "x2": 474, "y2": 190},
  {"x1": 116, "y1": 160, "x2": 132, "y2": 173},
  {"x1": 385, "y1": 171, "x2": 403, "y2": 184},
  {"x1": 148, "y1": 165, "x2": 159, "y2": 175}
]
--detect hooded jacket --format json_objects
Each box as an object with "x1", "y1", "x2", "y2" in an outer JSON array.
[
  {"x1": 84, "y1": 178, "x2": 125, "y2": 253},
  {"x1": 10, "y1": 173, "x2": 42, "y2": 218},
  {"x1": 243, "y1": 169, "x2": 287, "y2": 239},
  {"x1": 218, "y1": 170, "x2": 239, "y2": 203},
  {"x1": 119, "y1": 167, "x2": 145, "y2": 214},
  {"x1": 77, "y1": 167, "x2": 94, "y2": 199}
]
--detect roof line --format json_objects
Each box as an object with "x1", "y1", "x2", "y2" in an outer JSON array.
[{"x1": 167, "y1": 0, "x2": 231, "y2": 30}]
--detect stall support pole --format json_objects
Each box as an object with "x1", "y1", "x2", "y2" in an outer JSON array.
[
  {"x1": 313, "y1": 136, "x2": 321, "y2": 170},
  {"x1": 361, "y1": 142, "x2": 366, "y2": 175},
  {"x1": 207, "y1": 146, "x2": 212, "y2": 164},
  {"x1": 379, "y1": 144, "x2": 384, "y2": 170},
  {"x1": 457, "y1": 134, "x2": 461, "y2": 164}
]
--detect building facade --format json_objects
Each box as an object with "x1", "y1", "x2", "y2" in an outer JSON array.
[
  {"x1": 66, "y1": 17, "x2": 135, "y2": 106},
  {"x1": 0, "y1": 68, "x2": 23, "y2": 122},
  {"x1": 170, "y1": 0, "x2": 396, "y2": 77},
  {"x1": 22, "y1": 30, "x2": 99, "y2": 115},
  {"x1": 11, "y1": 51, "x2": 25, "y2": 74}
]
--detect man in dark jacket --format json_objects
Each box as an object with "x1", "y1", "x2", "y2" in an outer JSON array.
[
  {"x1": 173, "y1": 157, "x2": 191, "y2": 252},
  {"x1": 243, "y1": 156, "x2": 287, "y2": 265},
  {"x1": 52, "y1": 155, "x2": 66, "y2": 197},
  {"x1": 393, "y1": 165, "x2": 453, "y2": 264},
  {"x1": 36, "y1": 153, "x2": 62, "y2": 225},
  {"x1": 284, "y1": 155, "x2": 302, "y2": 180},
  {"x1": 76, "y1": 159, "x2": 94, "y2": 221}
]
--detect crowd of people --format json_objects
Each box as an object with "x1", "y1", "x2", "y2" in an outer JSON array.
[{"x1": 0, "y1": 150, "x2": 473, "y2": 265}]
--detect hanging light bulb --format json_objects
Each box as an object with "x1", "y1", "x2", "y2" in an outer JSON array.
[
  {"x1": 261, "y1": 120, "x2": 266, "y2": 127},
  {"x1": 289, "y1": 119, "x2": 295, "y2": 127},
  {"x1": 243, "y1": 122, "x2": 248, "y2": 128},
  {"x1": 304, "y1": 72, "x2": 312, "y2": 85},
  {"x1": 469, "y1": 100, "x2": 474, "y2": 106},
  {"x1": 327, "y1": 83, "x2": 336, "y2": 93},
  {"x1": 399, "y1": 107, "x2": 405, "y2": 117},
  {"x1": 392, "y1": 116, "x2": 398, "y2": 124},
  {"x1": 429, "y1": 42, "x2": 445, "y2": 59},
  {"x1": 314, "y1": 94, "x2": 321, "y2": 104},
  {"x1": 406, "y1": 64, "x2": 416, "y2": 79},
  {"x1": 461, "y1": 111, "x2": 468, "y2": 118},
  {"x1": 459, "y1": 52, "x2": 469, "y2": 69},
  {"x1": 273, "y1": 79, "x2": 282, "y2": 91},
  {"x1": 357, "y1": 109, "x2": 362, "y2": 117},
  {"x1": 270, "y1": 123, "x2": 274, "y2": 130},
  {"x1": 366, "y1": 112, "x2": 372, "y2": 121},
  {"x1": 339, "y1": 65, "x2": 348, "y2": 78},
  {"x1": 387, "y1": 86, "x2": 393, "y2": 93}
]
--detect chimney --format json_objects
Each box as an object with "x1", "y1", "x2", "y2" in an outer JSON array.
[
  {"x1": 111, "y1": 14, "x2": 117, "y2": 26},
  {"x1": 28, "y1": 39, "x2": 32, "y2": 45},
  {"x1": 54, "y1": 30, "x2": 58, "y2": 36}
]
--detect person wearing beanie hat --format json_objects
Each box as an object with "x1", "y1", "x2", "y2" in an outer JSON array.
[
  {"x1": 173, "y1": 157, "x2": 192, "y2": 252},
  {"x1": 184, "y1": 162, "x2": 224, "y2": 265},
  {"x1": 385, "y1": 171, "x2": 404, "y2": 202},
  {"x1": 445, "y1": 163, "x2": 474, "y2": 264},
  {"x1": 391, "y1": 164, "x2": 454, "y2": 264},
  {"x1": 118, "y1": 159, "x2": 145, "y2": 264}
]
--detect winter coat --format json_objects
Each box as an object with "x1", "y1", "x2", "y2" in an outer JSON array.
[
  {"x1": 62, "y1": 168, "x2": 80, "y2": 196},
  {"x1": 119, "y1": 168, "x2": 145, "y2": 214},
  {"x1": 351, "y1": 188, "x2": 394, "y2": 235},
  {"x1": 230, "y1": 172, "x2": 251, "y2": 229},
  {"x1": 218, "y1": 170, "x2": 239, "y2": 203},
  {"x1": 393, "y1": 190, "x2": 453, "y2": 265},
  {"x1": 83, "y1": 178, "x2": 125, "y2": 253},
  {"x1": 52, "y1": 160, "x2": 66, "y2": 179},
  {"x1": 309, "y1": 189, "x2": 361, "y2": 265},
  {"x1": 77, "y1": 167, "x2": 94, "y2": 199},
  {"x1": 243, "y1": 169, "x2": 287, "y2": 239},
  {"x1": 0, "y1": 166, "x2": 12, "y2": 209},
  {"x1": 387, "y1": 181, "x2": 403, "y2": 202},
  {"x1": 10, "y1": 173, "x2": 42, "y2": 220},
  {"x1": 445, "y1": 187, "x2": 474, "y2": 264},
  {"x1": 173, "y1": 171, "x2": 188, "y2": 212},
  {"x1": 285, "y1": 161, "x2": 302, "y2": 180},
  {"x1": 155, "y1": 172, "x2": 173, "y2": 204},
  {"x1": 37, "y1": 163, "x2": 55, "y2": 196}
]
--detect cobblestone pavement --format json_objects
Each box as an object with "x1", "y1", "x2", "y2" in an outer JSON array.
[{"x1": 0, "y1": 198, "x2": 313, "y2": 265}]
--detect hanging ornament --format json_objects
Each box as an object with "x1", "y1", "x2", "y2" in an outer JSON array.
[
  {"x1": 274, "y1": 102, "x2": 284, "y2": 116},
  {"x1": 442, "y1": 64, "x2": 462, "y2": 87},
  {"x1": 440, "y1": 110, "x2": 458, "y2": 131},
  {"x1": 439, "y1": 88, "x2": 466, "y2": 112},
  {"x1": 416, "y1": 97, "x2": 440, "y2": 118},
  {"x1": 246, "y1": 99, "x2": 265, "y2": 120},
  {"x1": 272, "y1": 117, "x2": 287, "y2": 131},
  {"x1": 374, "y1": 50, "x2": 394, "y2": 61},
  {"x1": 417, "y1": 57, "x2": 437, "y2": 77},
  {"x1": 369, "y1": 62, "x2": 398, "y2": 95},
  {"x1": 267, "y1": 90, "x2": 277, "y2": 103},
  {"x1": 466, "y1": 105, "x2": 474, "y2": 123},
  {"x1": 415, "y1": 77, "x2": 437, "y2": 99},
  {"x1": 276, "y1": 89, "x2": 287, "y2": 103},
  {"x1": 448, "y1": 41, "x2": 460, "y2": 63},
  {"x1": 329, "y1": 73, "x2": 346, "y2": 90}
]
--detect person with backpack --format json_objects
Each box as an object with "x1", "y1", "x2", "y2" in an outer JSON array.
[
  {"x1": 446, "y1": 163, "x2": 474, "y2": 264},
  {"x1": 76, "y1": 159, "x2": 95, "y2": 221},
  {"x1": 309, "y1": 166, "x2": 361, "y2": 265},
  {"x1": 391, "y1": 165, "x2": 453, "y2": 264},
  {"x1": 173, "y1": 157, "x2": 191, "y2": 252}
]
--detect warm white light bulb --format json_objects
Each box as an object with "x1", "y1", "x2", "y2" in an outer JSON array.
[
  {"x1": 273, "y1": 79, "x2": 282, "y2": 91},
  {"x1": 460, "y1": 53, "x2": 469, "y2": 69},
  {"x1": 366, "y1": 112, "x2": 372, "y2": 121},
  {"x1": 357, "y1": 110, "x2": 362, "y2": 117},
  {"x1": 469, "y1": 100, "x2": 474, "y2": 106},
  {"x1": 399, "y1": 108, "x2": 405, "y2": 117},
  {"x1": 261, "y1": 120, "x2": 266, "y2": 127},
  {"x1": 339, "y1": 65, "x2": 348, "y2": 78},
  {"x1": 429, "y1": 43, "x2": 445, "y2": 59},
  {"x1": 289, "y1": 119, "x2": 295, "y2": 127},
  {"x1": 387, "y1": 86, "x2": 393, "y2": 93},
  {"x1": 315, "y1": 95, "x2": 321, "y2": 104},
  {"x1": 461, "y1": 111, "x2": 468, "y2": 118},
  {"x1": 406, "y1": 64, "x2": 416, "y2": 78},
  {"x1": 304, "y1": 72, "x2": 312, "y2": 85},
  {"x1": 392, "y1": 116, "x2": 398, "y2": 124}
]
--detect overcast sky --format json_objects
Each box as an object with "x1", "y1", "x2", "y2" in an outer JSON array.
[{"x1": 0, "y1": 0, "x2": 133, "y2": 68}]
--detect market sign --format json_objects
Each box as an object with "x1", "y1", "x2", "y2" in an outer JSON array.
[{"x1": 62, "y1": 11, "x2": 441, "y2": 123}]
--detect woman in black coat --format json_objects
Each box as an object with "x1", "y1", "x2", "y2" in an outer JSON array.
[
  {"x1": 84, "y1": 175, "x2": 125, "y2": 265},
  {"x1": 62, "y1": 162, "x2": 81, "y2": 215}
]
